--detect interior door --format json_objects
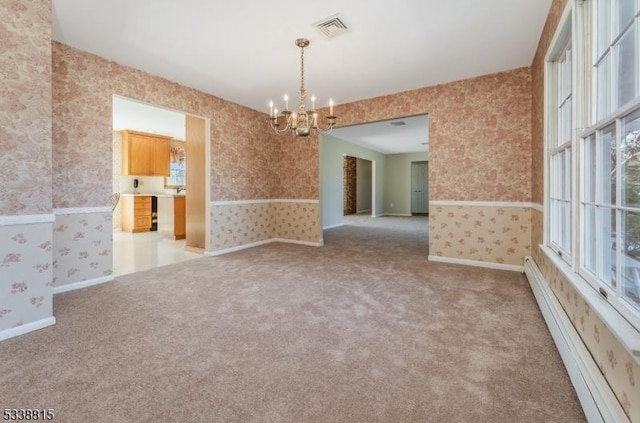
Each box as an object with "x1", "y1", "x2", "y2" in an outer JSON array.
[{"x1": 411, "y1": 161, "x2": 428, "y2": 214}]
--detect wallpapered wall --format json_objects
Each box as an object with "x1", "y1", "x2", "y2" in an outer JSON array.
[
  {"x1": 533, "y1": 212, "x2": 640, "y2": 421},
  {"x1": 53, "y1": 212, "x2": 113, "y2": 289},
  {"x1": 334, "y1": 68, "x2": 532, "y2": 203},
  {"x1": 210, "y1": 202, "x2": 320, "y2": 252},
  {"x1": 430, "y1": 205, "x2": 531, "y2": 267},
  {"x1": 52, "y1": 42, "x2": 280, "y2": 209},
  {"x1": 321, "y1": 67, "x2": 532, "y2": 266},
  {"x1": 531, "y1": 0, "x2": 640, "y2": 420},
  {"x1": 0, "y1": 0, "x2": 54, "y2": 333},
  {"x1": 0, "y1": 0, "x2": 52, "y2": 216}
]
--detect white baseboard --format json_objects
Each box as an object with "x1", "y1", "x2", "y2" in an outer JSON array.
[
  {"x1": 207, "y1": 239, "x2": 272, "y2": 256},
  {"x1": 323, "y1": 223, "x2": 344, "y2": 230},
  {"x1": 524, "y1": 257, "x2": 629, "y2": 423},
  {"x1": 428, "y1": 255, "x2": 523, "y2": 272},
  {"x1": 272, "y1": 238, "x2": 323, "y2": 247},
  {"x1": 208, "y1": 237, "x2": 323, "y2": 257},
  {"x1": 383, "y1": 213, "x2": 412, "y2": 217},
  {"x1": 356, "y1": 209, "x2": 372, "y2": 214},
  {"x1": 53, "y1": 275, "x2": 114, "y2": 294},
  {"x1": 0, "y1": 317, "x2": 56, "y2": 341}
]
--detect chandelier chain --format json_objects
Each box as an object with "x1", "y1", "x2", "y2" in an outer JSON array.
[{"x1": 300, "y1": 44, "x2": 305, "y2": 92}]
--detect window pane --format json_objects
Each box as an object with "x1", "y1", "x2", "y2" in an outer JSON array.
[
  {"x1": 560, "y1": 100, "x2": 572, "y2": 143},
  {"x1": 622, "y1": 210, "x2": 640, "y2": 311},
  {"x1": 622, "y1": 109, "x2": 640, "y2": 207},
  {"x1": 597, "y1": 53, "x2": 612, "y2": 120},
  {"x1": 584, "y1": 204, "x2": 597, "y2": 272},
  {"x1": 551, "y1": 154, "x2": 560, "y2": 198},
  {"x1": 584, "y1": 134, "x2": 597, "y2": 202},
  {"x1": 563, "y1": 200, "x2": 572, "y2": 252},
  {"x1": 565, "y1": 147, "x2": 572, "y2": 200},
  {"x1": 618, "y1": 0, "x2": 637, "y2": 31},
  {"x1": 617, "y1": 23, "x2": 637, "y2": 108},
  {"x1": 551, "y1": 199, "x2": 560, "y2": 245},
  {"x1": 599, "y1": 206, "x2": 617, "y2": 288},
  {"x1": 601, "y1": 124, "x2": 617, "y2": 205},
  {"x1": 598, "y1": 0, "x2": 612, "y2": 57}
]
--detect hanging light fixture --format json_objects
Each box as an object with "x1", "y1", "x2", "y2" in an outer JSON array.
[{"x1": 268, "y1": 38, "x2": 337, "y2": 137}]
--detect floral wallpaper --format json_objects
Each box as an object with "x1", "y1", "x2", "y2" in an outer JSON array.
[
  {"x1": 52, "y1": 42, "x2": 280, "y2": 210},
  {"x1": 334, "y1": 68, "x2": 532, "y2": 203},
  {"x1": 270, "y1": 202, "x2": 320, "y2": 243},
  {"x1": 210, "y1": 202, "x2": 320, "y2": 252},
  {"x1": 210, "y1": 203, "x2": 272, "y2": 251},
  {"x1": 0, "y1": 223, "x2": 53, "y2": 331},
  {"x1": 0, "y1": 1, "x2": 54, "y2": 334},
  {"x1": 0, "y1": 0, "x2": 52, "y2": 215},
  {"x1": 52, "y1": 212, "x2": 113, "y2": 289},
  {"x1": 271, "y1": 133, "x2": 319, "y2": 200},
  {"x1": 534, "y1": 246, "x2": 640, "y2": 421},
  {"x1": 429, "y1": 205, "x2": 531, "y2": 266}
]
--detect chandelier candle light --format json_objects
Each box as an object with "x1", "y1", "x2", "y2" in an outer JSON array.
[{"x1": 268, "y1": 38, "x2": 337, "y2": 137}]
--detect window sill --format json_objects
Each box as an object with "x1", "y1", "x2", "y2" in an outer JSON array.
[{"x1": 540, "y1": 244, "x2": 640, "y2": 364}]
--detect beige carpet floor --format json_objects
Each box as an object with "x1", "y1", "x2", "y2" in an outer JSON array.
[{"x1": 0, "y1": 215, "x2": 585, "y2": 422}]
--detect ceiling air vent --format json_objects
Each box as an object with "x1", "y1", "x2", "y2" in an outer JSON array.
[
  {"x1": 389, "y1": 121, "x2": 406, "y2": 127},
  {"x1": 314, "y1": 14, "x2": 349, "y2": 38}
]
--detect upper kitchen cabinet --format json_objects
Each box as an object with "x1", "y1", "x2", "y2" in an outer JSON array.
[{"x1": 121, "y1": 129, "x2": 171, "y2": 176}]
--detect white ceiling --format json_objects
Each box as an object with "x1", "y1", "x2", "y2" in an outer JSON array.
[
  {"x1": 53, "y1": 0, "x2": 551, "y2": 153},
  {"x1": 112, "y1": 96, "x2": 185, "y2": 140},
  {"x1": 331, "y1": 115, "x2": 429, "y2": 154}
]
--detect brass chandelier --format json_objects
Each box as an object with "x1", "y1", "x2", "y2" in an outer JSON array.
[{"x1": 268, "y1": 38, "x2": 337, "y2": 137}]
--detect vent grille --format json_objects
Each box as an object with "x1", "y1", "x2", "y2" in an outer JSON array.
[
  {"x1": 389, "y1": 121, "x2": 406, "y2": 127},
  {"x1": 314, "y1": 14, "x2": 349, "y2": 38}
]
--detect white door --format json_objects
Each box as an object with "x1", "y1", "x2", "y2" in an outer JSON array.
[{"x1": 411, "y1": 162, "x2": 428, "y2": 214}]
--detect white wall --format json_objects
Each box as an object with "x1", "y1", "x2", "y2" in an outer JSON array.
[
  {"x1": 356, "y1": 158, "x2": 372, "y2": 213},
  {"x1": 320, "y1": 135, "x2": 386, "y2": 229},
  {"x1": 384, "y1": 152, "x2": 428, "y2": 216}
]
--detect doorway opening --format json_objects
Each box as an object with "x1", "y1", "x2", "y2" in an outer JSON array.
[
  {"x1": 343, "y1": 156, "x2": 373, "y2": 216},
  {"x1": 320, "y1": 114, "x2": 429, "y2": 254},
  {"x1": 111, "y1": 96, "x2": 208, "y2": 276},
  {"x1": 411, "y1": 161, "x2": 428, "y2": 216}
]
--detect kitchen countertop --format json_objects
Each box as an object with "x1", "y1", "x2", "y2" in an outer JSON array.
[{"x1": 120, "y1": 193, "x2": 185, "y2": 197}]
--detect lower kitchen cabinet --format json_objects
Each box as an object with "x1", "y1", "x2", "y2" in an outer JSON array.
[
  {"x1": 158, "y1": 195, "x2": 185, "y2": 240},
  {"x1": 121, "y1": 195, "x2": 152, "y2": 232}
]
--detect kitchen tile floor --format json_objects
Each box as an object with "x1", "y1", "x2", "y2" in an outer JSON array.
[{"x1": 112, "y1": 231, "x2": 202, "y2": 277}]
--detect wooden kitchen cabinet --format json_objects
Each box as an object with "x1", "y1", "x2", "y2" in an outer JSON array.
[
  {"x1": 158, "y1": 195, "x2": 186, "y2": 239},
  {"x1": 121, "y1": 129, "x2": 171, "y2": 176},
  {"x1": 121, "y1": 195, "x2": 152, "y2": 232}
]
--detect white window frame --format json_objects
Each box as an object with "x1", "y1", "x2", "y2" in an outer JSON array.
[
  {"x1": 580, "y1": 0, "x2": 640, "y2": 330},
  {"x1": 544, "y1": 0, "x2": 640, "y2": 335},
  {"x1": 545, "y1": 7, "x2": 576, "y2": 266},
  {"x1": 549, "y1": 39, "x2": 574, "y2": 262}
]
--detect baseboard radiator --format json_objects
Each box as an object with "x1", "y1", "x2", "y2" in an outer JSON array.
[{"x1": 523, "y1": 257, "x2": 629, "y2": 423}]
